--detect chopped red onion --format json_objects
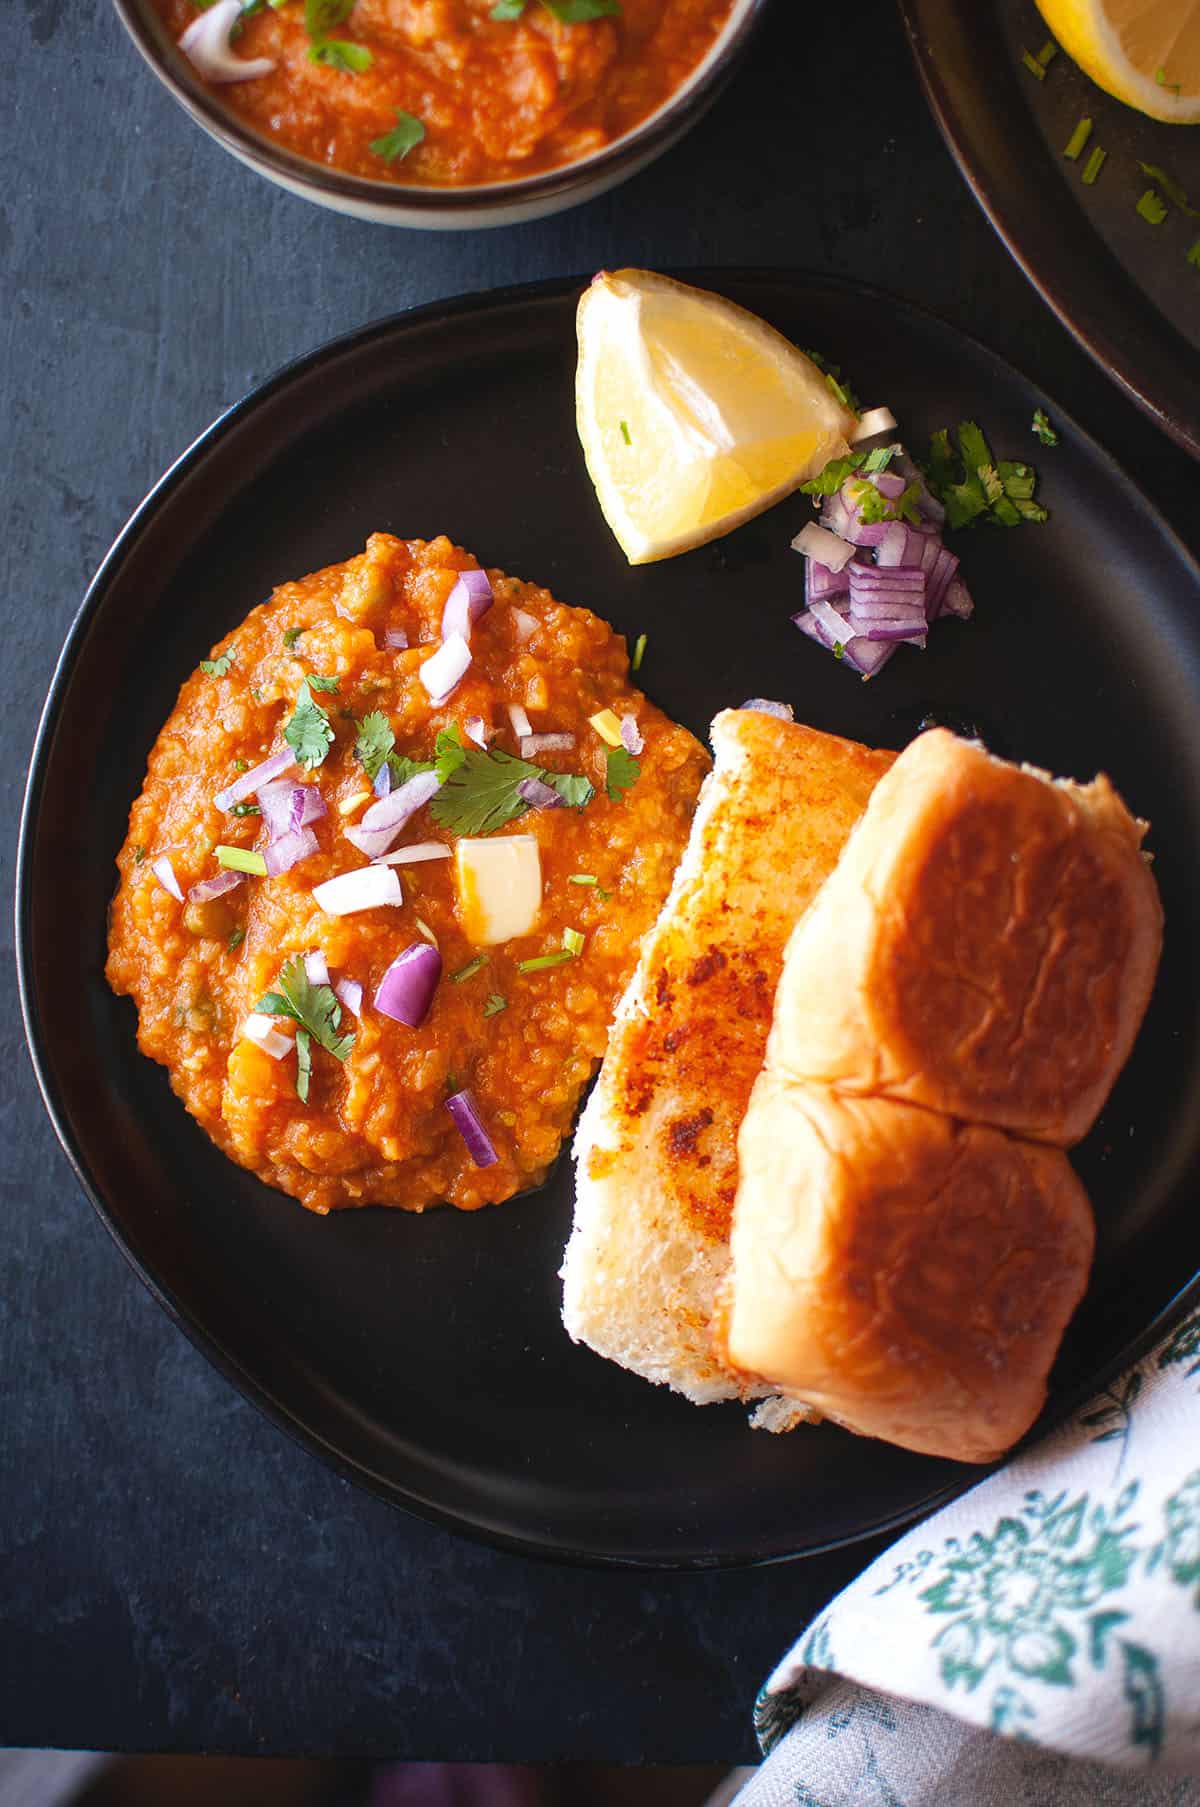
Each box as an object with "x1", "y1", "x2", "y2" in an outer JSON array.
[
  {"x1": 806, "y1": 559, "x2": 851, "y2": 604},
  {"x1": 941, "y1": 577, "x2": 974, "y2": 620},
  {"x1": 847, "y1": 596, "x2": 927, "y2": 623},
  {"x1": 440, "y1": 569, "x2": 493, "y2": 642},
  {"x1": 187, "y1": 868, "x2": 244, "y2": 905},
  {"x1": 151, "y1": 854, "x2": 184, "y2": 902},
  {"x1": 512, "y1": 608, "x2": 538, "y2": 643},
  {"x1": 262, "y1": 826, "x2": 319, "y2": 878},
  {"x1": 850, "y1": 405, "x2": 898, "y2": 443},
  {"x1": 925, "y1": 547, "x2": 961, "y2": 618},
  {"x1": 345, "y1": 769, "x2": 441, "y2": 861},
  {"x1": 289, "y1": 785, "x2": 327, "y2": 834},
  {"x1": 334, "y1": 978, "x2": 363, "y2": 1016},
  {"x1": 872, "y1": 470, "x2": 907, "y2": 502},
  {"x1": 240, "y1": 1013, "x2": 294, "y2": 1060},
  {"x1": 179, "y1": 0, "x2": 275, "y2": 82},
  {"x1": 507, "y1": 703, "x2": 532, "y2": 739},
  {"x1": 516, "y1": 776, "x2": 564, "y2": 810},
  {"x1": 383, "y1": 627, "x2": 409, "y2": 649},
  {"x1": 373, "y1": 763, "x2": 392, "y2": 799},
  {"x1": 808, "y1": 597, "x2": 853, "y2": 645},
  {"x1": 519, "y1": 732, "x2": 574, "y2": 760},
  {"x1": 313, "y1": 866, "x2": 403, "y2": 916},
  {"x1": 214, "y1": 747, "x2": 295, "y2": 812},
  {"x1": 304, "y1": 950, "x2": 330, "y2": 987},
  {"x1": 445, "y1": 1089, "x2": 498, "y2": 1169},
  {"x1": 419, "y1": 633, "x2": 472, "y2": 705},
  {"x1": 374, "y1": 942, "x2": 442, "y2": 1027},
  {"x1": 791, "y1": 521, "x2": 856, "y2": 572},
  {"x1": 795, "y1": 607, "x2": 898, "y2": 680},
  {"x1": 372, "y1": 841, "x2": 452, "y2": 867},
  {"x1": 620, "y1": 713, "x2": 643, "y2": 756},
  {"x1": 739, "y1": 699, "x2": 794, "y2": 720},
  {"x1": 464, "y1": 716, "x2": 490, "y2": 750}
]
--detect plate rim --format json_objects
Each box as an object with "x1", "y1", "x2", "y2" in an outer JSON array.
[
  {"x1": 17, "y1": 269, "x2": 1200, "y2": 1569},
  {"x1": 896, "y1": 0, "x2": 1200, "y2": 461}
]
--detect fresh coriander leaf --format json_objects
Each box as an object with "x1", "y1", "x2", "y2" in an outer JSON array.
[
  {"x1": 562, "y1": 927, "x2": 585, "y2": 956},
  {"x1": 849, "y1": 478, "x2": 922, "y2": 527},
  {"x1": 389, "y1": 752, "x2": 435, "y2": 788},
  {"x1": 926, "y1": 428, "x2": 956, "y2": 491},
  {"x1": 924, "y1": 421, "x2": 1047, "y2": 530},
  {"x1": 1031, "y1": 408, "x2": 1059, "y2": 446},
  {"x1": 989, "y1": 495, "x2": 1023, "y2": 527},
  {"x1": 1136, "y1": 188, "x2": 1169, "y2": 226},
  {"x1": 798, "y1": 452, "x2": 866, "y2": 497},
  {"x1": 230, "y1": 801, "x2": 262, "y2": 817},
  {"x1": 491, "y1": 0, "x2": 527, "y2": 14},
  {"x1": 308, "y1": 37, "x2": 373, "y2": 70},
  {"x1": 434, "y1": 724, "x2": 468, "y2": 786},
  {"x1": 1014, "y1": 498, "x2": 1049, "y2": 524},
  {"x1": 861, "y1": 445, "x2": 896, "y2": 473},
  {"x1": 294, "y1": 1027, "x2": 313, "y2": 1103},
  {"x1": 604, "y1": 746, "x2": 639, "y2": 803},
  {"x1": 957, "y1": 420, "x2": 995, "y2": 473},
  {"x1": 1138, "y1": 163, "x2": 1199, "y2": 218},
  {"x1": 255, "y1": 954, "x2": 355, "y2": 1061},
  {"x1": 306, "y1": 672, "x2": 340, "y2": 693},
  {"x1": 133, "y1": 844, "x2": 147, "y2": 865},
  {"x1": 370, "y1": 110, "x2": 425, "y2": 162},
  {"x1": 227, "y1": 926, "x2": 245, "y2": 952},
  {"x1": 802, "y1": 349, "x2": 861, "y2": 414},
  {"x1": 283, "y1": 626, "x2": 304, "y2": 649},
  {"x1": 997, "y1": 460, "x2": 1036, "y2": 500},
  {"x1": 354, "y1": 709, "x2": 394, "y2": 781},
  {"x1": 541, "y1": 0, "x2": 620, "y2": 18},
  {"x1": 200, "y1": 651, "x2": 234, "y2": 677},
  {"x1": 304, "y1": 0, "x2": 353, "y2": 34},
  {"x1": 483, "y1": 994, "x2": 507, "y2": 1017},
  {"x1": 546, "y1": 771, "x2": 595, "y2": 810},
  {"x1": 451, "y1": 955, "x2": 489, "y2": 983},
  {"x1": 833, "y1": 641, "x2": 845, "y2": 661},
  {"x1": 619, "y1": 419, "x2": 631, "y2": 444},
  {"x1": 284, "y1": 679, "x2": 335, "y2": 769},
  {"x1": 978, "y1": 464, "x2": 1005, "y2": 508},
  {"x1": 429, "y1": 746, "x2": 537, "y2": 836}
]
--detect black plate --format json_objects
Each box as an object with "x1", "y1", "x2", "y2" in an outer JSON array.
[
  {"x1": 899, "y1": 0, "x2": 1200, "y2": 459},
  {"x1": 17, "y1": 273, "x2": 1200, "y2": 1568}
]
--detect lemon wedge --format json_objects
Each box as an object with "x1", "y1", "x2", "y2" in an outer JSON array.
[
  {"x1": 575, "y1": 269, "x2": 858, "y2": 565},
  {"x1": 1035, "y1": 0, "x2": 1200, "y2": 120}
]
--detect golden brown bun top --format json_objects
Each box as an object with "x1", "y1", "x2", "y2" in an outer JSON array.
[
  {"x1": 725, "y1": 1080, "x2": 1095, "y2": 1463},
  {"x1": 767, "y1": 729, "x2": 1163, "y2": 1146}
]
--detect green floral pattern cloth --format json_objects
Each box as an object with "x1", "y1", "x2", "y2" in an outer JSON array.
[{"x1": 742, "y1": 1310, "x2": 1200, "y2": 1803}]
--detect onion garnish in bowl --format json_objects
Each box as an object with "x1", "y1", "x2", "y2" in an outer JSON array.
[
  {"x1": 445, "y1": 1089, "x2": 498, "y2": 1169},
  {"x1": 374, "y1": 943, "x2": 442, "y2": 1028}
]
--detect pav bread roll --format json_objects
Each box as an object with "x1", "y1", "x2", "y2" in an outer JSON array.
[
  {"x1": 561, "y1": 707, "x2": 895, "y2": 1405},
  {"x1": 766, "y1": 729, "x2": 1163, "y2": 1146},
  {"x1": 723, "y1": 1080, "x2": 1095, "y2": 1463}
]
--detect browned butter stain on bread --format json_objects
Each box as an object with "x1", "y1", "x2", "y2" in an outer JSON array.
[
  {"x1": 725, "y1": 729, "x2": 1163, "y2": 1461},
  {"x1": 561, "y1": 707, "x2": 895, "y2": 1405},
  {"x1": 725, "y1": 1081, "x2": 1095, "y2": 1464}
]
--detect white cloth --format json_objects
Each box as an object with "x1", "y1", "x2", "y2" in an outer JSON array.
[{"x1": 740, "y1": 1305, "x2": 1200, "y2": 1802}]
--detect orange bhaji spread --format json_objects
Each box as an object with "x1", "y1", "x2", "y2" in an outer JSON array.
[
  {"x1": 106, "y1": 534, "x2": 709, "y2": 1215},
  {"x1": 156, "y1": 0, "x2": 737, "y2": 186}
]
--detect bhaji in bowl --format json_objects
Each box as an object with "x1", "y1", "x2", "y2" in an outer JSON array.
[{"x1": 113, "y1": 0, "x2": 768, "y2": 227}]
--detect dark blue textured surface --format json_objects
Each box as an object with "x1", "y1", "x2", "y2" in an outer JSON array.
[{"x1": 5, "y1": 0, "x2": 1198, "y2": 1760}]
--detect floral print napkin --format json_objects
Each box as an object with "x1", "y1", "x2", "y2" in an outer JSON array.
[{"x1": 738, "y1": 1307, "x2": 1200, "y2": 1804}]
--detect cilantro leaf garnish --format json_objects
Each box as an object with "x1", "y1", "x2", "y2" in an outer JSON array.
[
  {"x1": 1136, "y1": 188, "x2": 1169, "y2": 226},
  {"x1": 1137, "y1": 164, "x2": 1199, "y2": 218},
  {"x1": 923, "y1": 421, "x2": 1047, "y2": 531},
  {"x1": 133, "y1": 844, "x2": 147, "y2": 865},
  {"x1": 370, "y1": 110, "x2": 425, "y2": 162},
  {"x1": 294, "y1": 1028, "x2": 313, "y2": 1103},
  {"x1": 1032, "y1": 408, "x2": 1058, "y2": 446},
  {"x1": 303, "y1": 0, "x2": 353, "y2": 33},
  {"x1": 283, "y1": 627, "x2": 304, "y2": 649},
  {"x1": 200, "y1": 652, "x2": 234, "y2": 677},
  {"x1": 305, "y1": 673, "x2": 339, "y2": 693},
  {"x1": 483, "y1": 994, "x2": 507, "y2": 1017},
  {"x1": 604, "y1": 746, "x2": 639, "y2": 803},
  {"x1": 354, "y1": 710, "x2": 394, "y2": 782},
  {"x1": 490, "y1": 0, "x2": 527, "y2": 14},
  {"x1": 256, "y1": 955, "x2": 355, "y2": 1073},
  {"x1": 801, "y1": 348, "x2": 861, "y2": 415},
  {"x1": 284, "y1": 678, "x2": 336, "y2": 769},
  {"x1": 849, "y1": 477, "x2": 922, "y2": 527},
  {"x1": 430, "y1": 739, "x2": 595, "y2": 836},
  {"x1": 308, "y1": 38, "x2": 373, "y2": 69},
  {"x1": 798, "y1": 453, "x2": 868, "y2": 498},
  {"x1": 227, "y1": 927, "x2": 245, "y2": 952}
]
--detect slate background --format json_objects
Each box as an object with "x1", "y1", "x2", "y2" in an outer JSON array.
[{"x1": 5, "y1": 0, "x2": 1197, "y2": 1763}]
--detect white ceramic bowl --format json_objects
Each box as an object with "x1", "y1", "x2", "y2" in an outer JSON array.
[{"x1": 112, "y1": 0, "x2": 771, "y2": 229}]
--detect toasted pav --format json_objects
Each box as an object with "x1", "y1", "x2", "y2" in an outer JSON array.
[
  {"x1": 767, "y1": 729, "x2": 1163, "y2": 1147},
  {"x1": 561, "y1": 707, "x2": 896, "y2": 1406},
  {"x1": 724, "y1": 1080, "x2": 1095, "y2": 1463}
]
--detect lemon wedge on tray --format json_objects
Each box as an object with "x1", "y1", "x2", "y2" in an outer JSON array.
[
  {"x1": 575, "y1": 269, "x2": 858, "y2": 565},
  {"x1": 1035, "y1": 0, "x2": 1200, "y2": 121}
]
